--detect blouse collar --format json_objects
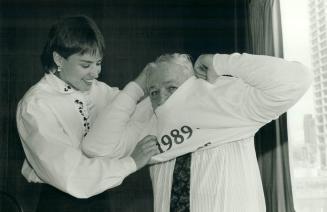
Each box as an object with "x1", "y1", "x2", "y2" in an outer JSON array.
[{"x1": 44, "y1": 72, "x2": 76, "y2": 94}]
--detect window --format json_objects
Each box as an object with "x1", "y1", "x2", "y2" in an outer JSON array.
[
  {"x1": 316, "y1": 99, "x2": 323, "y2": 106},
  {"x1": 321, "y1": 39, "x2": 327, "y2": 48},
  {"x1": 315, "y1": 84, "x2": 321, "y2": 90},
  {"x1": 319, "y1": 32, "x2": 326, "y2": 40},
  {"x1": 321, "y1": 48, "x2": 327, "y2": 56},
  {"x1": 280, "y1": 0, "x2": 327, "y2": 211}
]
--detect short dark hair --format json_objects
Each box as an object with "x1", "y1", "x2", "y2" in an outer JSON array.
[{"x1": 40, "y1": 15, "x2": 105, "y2": 72}]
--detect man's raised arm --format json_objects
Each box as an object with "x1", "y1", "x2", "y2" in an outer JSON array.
[{"x1": 196, "y1": 53, "x2": 313, "y2": 124}]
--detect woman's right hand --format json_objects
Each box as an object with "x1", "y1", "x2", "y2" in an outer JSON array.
[
  {"x1": 131, "y1": 135, "x2": 159, "y2": 169},
  {"x1": 134, "y1": 65, "x2": 149, "y2": 96}
]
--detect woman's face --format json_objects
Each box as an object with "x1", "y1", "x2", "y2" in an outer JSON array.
[{"x1": 57, "y1": 50, "x2": 102, "y2": 91}]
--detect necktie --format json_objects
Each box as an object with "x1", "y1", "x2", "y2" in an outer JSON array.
[{"x1": 170, "y1": 153, "x2": 191, "y2": 212}]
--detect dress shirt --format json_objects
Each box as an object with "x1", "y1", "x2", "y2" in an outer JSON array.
[
  {"x1": 16, "y1": 72, "x2": 144, "y2": 198},
  {"x1": 149, "y1": 53, "x2": 312, "y2": 212}
]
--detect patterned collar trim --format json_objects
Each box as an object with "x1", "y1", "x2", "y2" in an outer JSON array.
[{"x1": 44, "y1": 72, "x2": 75, "y2": 94}]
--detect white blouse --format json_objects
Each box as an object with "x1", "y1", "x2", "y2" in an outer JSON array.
[{"x1": 16, "y1": 72, "x2": 144, "y2": 198}]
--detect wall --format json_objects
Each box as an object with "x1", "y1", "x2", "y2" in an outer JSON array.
[{"x1": 0, "y1": 0, "x2": 247, "y2": 211}]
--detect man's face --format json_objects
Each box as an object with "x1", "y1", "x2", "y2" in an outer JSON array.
[{"x1": 147, "y1": 63, "x2": 191, "y2": 110}]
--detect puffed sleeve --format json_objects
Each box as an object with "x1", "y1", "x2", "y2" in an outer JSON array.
[
  {"x1": 16, "y1": 97, "x2": 137, "y2": 199},
  {"x1": 82, "y1": 82, "x2": 153, "y2": 158}
]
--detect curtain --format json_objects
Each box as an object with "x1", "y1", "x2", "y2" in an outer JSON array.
[
  {"x1": 247, "y1": 0, "x2": 296, "y2": 212},
  {"x1": 248, "y1": 0, "x2": 283, "y2": 57}
]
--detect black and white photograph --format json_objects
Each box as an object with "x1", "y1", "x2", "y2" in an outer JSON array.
[{"x1": 0, "y1": 0, "x2": 326, "y2": 212}]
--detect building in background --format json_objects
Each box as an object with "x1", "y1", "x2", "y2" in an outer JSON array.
[
  {"x1": 309, "y1": 0, "x2": 327, "y2": 171},
  {"x1": 303, "y1": 114, "x2": 318, "y2": 167}
]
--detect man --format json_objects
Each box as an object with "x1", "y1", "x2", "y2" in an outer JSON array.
[
  {"x1": 83, "y1": 52, "x2": 312, "y2": 212},
  {"x1": 146, "y1": 53, "x2": 311, "y2": 212}
]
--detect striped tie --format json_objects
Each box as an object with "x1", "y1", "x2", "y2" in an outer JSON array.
[{"x1": 170, "y1": 153, "x2": 191, "y2": 212}]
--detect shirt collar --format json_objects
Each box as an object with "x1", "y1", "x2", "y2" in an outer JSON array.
[{"x1": 44, "y1": 72, "x2": 76, "y2": 94}]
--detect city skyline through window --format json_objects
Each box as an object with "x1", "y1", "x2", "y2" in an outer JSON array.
[{"x1": 281, "y1": 0, "x2": 327, "y2": 211}]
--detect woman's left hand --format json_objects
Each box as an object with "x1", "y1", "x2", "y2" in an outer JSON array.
[{"x1": 134, "y1": 65, "x2": 148, "y2": 96}]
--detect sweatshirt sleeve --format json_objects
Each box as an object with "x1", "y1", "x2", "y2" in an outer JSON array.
[
  {"x1": 82, "y1": 82, "x2": 153, "y2": 158},
  {"x1": 212, "y1": 53, "x2": 313, "y2": 123},
  {"x1": 17, "y1": 98, "x2": 137, "y2": 199}
]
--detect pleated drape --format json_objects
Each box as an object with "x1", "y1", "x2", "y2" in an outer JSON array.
[{"x1": 247, "y1": 0, "x2": 296, "y2": 211}]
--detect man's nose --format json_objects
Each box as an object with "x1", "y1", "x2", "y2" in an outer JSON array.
[{"x1": 158, "y1": 90, "x2": 170, "y2": 106}]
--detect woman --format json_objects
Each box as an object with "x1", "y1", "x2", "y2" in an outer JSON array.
[{"x1": 16, "y1": 15, "x2": 158, "y2": 212}]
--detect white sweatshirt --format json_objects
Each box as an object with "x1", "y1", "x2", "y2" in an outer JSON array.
[
  {"x1": 149, "y1": 53, "x2": 312, "y2": 162},
  {"x1": 149, "y1": 53, "x2": 312, "y2": 212},
  {"x1": 82, "y1": 53, "x2": 312, "y2": 212}
]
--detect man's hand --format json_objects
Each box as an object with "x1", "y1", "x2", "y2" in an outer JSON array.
[
  {"x1": 131, "y1": 135, "x2": 159, "y2": 170},
  {"x1": 194, "y1": 54, "x2": 219, "y2": 84}
]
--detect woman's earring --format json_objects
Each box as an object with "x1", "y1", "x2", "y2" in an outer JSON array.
[{"x1": 57, "y1": 66, "x2": 62, "y2": 72}]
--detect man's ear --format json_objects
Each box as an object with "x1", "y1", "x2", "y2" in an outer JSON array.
[{"x1": 53, "y1": 51, "x2": 63, "y2": 67}]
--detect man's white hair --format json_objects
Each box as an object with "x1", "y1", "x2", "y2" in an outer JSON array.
[{"x1": 145, "y1": 53, "x2": 194, "y2": 77}]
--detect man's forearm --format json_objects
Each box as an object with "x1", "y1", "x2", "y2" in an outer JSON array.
[{"x1": 213, "y1": 53, "x2": 313, "y2": 122}]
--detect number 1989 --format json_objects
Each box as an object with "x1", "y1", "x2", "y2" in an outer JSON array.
[{"x1": 157, "y1": 125, "x2": 193, "y2": 153}]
